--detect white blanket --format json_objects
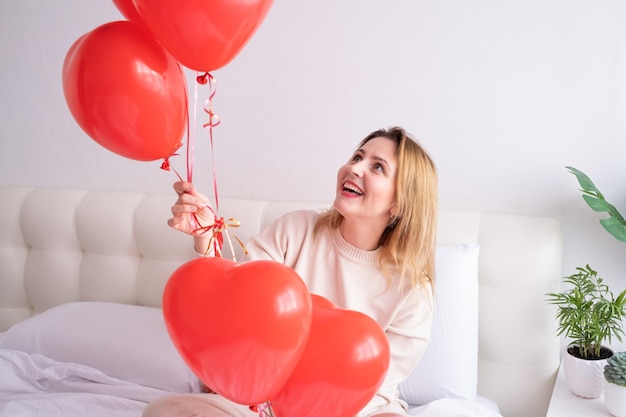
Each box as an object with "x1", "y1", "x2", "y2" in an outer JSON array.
[
  {"x1": 0, "y1": 349, "x2": 168, "y2": 417},
  {"x1": 1, "y1": 348, "x2": 503, "y2": 417}
]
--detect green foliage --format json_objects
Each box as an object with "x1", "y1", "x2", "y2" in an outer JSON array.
[
  {"x1": 546, "y1": 265, "x2": 626, "y2": 359},
  {"x1": 566, "y1": 166, "x2": 626, "y2": 242},
  {"x1": 604, "y1": 351, "x2": 626, "y2": 387}
]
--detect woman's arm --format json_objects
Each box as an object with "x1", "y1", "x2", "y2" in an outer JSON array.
[{"x1": 362, "y1": 285, "x2": 434, "y2": 417}]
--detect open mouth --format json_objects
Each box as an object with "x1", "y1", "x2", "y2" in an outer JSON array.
[{"x1": 343, "y1": 182, "x2": 363, "y2": 196}]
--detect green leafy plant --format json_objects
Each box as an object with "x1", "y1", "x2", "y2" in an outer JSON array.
[
  {"x1": 546, "y1": 265, "x2": 626, "y2": 359},
  {"x1": 567, "y1": 166, "x2": 626, "y2": 242},
  {"x1": 604, "y1": 351, "x2": 626, "y2": 387}
]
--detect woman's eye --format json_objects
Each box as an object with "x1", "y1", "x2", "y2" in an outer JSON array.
[
  {"x1": 373, "y1": 163, "x2": 384, "y2": 173},
  {"x1": 351, "y1": 154, "x2": 362, "y2": 162}
]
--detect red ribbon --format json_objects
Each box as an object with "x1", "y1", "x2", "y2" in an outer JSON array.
[
  {"x1": 162, "y1": 72, "x2": 246, "y2": 260},
  {"x1": 197, "y1": 72, "x2": 221, "y2": 210},
  {"x1": 192, "y1": 205, "x2": 247, "y2": 261}
]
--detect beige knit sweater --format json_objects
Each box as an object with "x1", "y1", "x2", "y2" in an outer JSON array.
[{"x1": 245, "y1": 210, "x2": 433, "y2": 416}]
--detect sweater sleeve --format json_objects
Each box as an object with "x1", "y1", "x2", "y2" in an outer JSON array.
[
  {"x1": 360, "y1": 285, "x2": 434, "y2": 416},
  {"x1": 243, "y1": 210, "x2": 317, "y2": 265}
]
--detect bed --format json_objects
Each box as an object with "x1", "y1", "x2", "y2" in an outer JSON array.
[{"x1": 0, "y1": 186, "x2": 563, "y2": 417}]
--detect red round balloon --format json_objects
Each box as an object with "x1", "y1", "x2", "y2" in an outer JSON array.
[
  {"x1": 163, "y1": 258, "x2": 312, "y2": 406},
  {"x1": 131, "y1": 0, "x2": 274, "y2": 72},
  {"x1": 62, "y1": 21, "x2": 187, "y2": 161},
  {"x1": 272, "y1": 295, "x2": 391, "y2": 417}
]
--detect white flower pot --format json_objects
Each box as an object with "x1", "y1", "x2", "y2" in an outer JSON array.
[
  {"x1": 604, "y1": 380, "x2": 626, "y2": 417},
  {"x1": 563, "y1": 347, "x2": 609, "y2": 398}
]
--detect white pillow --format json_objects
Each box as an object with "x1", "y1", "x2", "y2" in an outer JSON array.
[
  {"x1": 0, "y1": 301, "x2": 200, "y2": 394},
  {"x1": 399, "y1": 244, "x2": 480, "y2": 405}
]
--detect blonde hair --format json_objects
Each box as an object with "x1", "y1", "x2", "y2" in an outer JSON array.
[{"x1": 315, "y1": 127, "x2": 438, "y2": 290}]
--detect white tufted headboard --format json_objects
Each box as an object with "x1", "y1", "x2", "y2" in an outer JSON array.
[{"x1": 0, "y1": 186, "x2": 563, "y2": 417}]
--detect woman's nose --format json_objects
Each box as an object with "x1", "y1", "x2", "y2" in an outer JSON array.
[{"x1": 350, "y1": 162, "x2": 364, "y2": 176}]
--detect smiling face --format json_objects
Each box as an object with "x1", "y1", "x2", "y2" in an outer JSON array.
[{"x1": 333, "y1": 136, "x2": 398, "y2": 230}]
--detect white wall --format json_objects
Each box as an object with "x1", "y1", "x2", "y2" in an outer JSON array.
[{"x1": 1, "y1": 1, "x2": 625, "y2": 346}]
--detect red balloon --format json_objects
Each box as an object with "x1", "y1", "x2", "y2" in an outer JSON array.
[
  {"x1": 272, "y1": 295, "x2": 391, "y2": 417},
  {"x1": 163, "y1": 258, "x2": 312, "y2": 406},
  {"x1": 131, "y1": 0, "x2": 274, "y2": 72},
  {"x1": 62, "y1": 21, "x2": 187, "y2": 161},
  {"x1": 112, "y1": 0, "x2": 144, "y2": 24}
]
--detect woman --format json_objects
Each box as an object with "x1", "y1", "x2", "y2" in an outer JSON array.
[{"x1": 146, "y1": 127, "x2": 438, "y2": 417}]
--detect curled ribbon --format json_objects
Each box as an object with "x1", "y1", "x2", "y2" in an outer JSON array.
[
  {"x1": 198, "y1": 72, "x2": 221, "y2": 209},
  {"x1": 162, "y1": 72, "x2": 246, "y2": 261},
  {"x1": 249, "y1": 402, "x2": 274, "y2": 417},
  {"x1": 193, "y1": 205, "x2": 247, "y2": 262},
  {"x1": 189, "y1": 73, "x2": 242, "y2": 258}
]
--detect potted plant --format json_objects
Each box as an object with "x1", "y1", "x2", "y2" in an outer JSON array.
[
  {"x1": 544, "y1": 167, "x2": 626, "y2": 398},
  {"x1": 546, "y1": 265, "x2": 626, "y2": 397},
  {"x1": 604, "y1": 351, "x2": 626, "y2": 417}
]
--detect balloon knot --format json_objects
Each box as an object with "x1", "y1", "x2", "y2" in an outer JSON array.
[
  {"x1": 249, "y1": 402, "x2": 274, "y2": 417},
  {"x1": 160, "y1": 158, "x2": 171, "y2": 171},
  {"x1": 196, "y1": 72, "x2": 210, "y2": 84}
]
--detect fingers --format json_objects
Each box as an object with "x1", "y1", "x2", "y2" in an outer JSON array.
[
  {"x1": 166, "y1": 217, "x2": 182, "y2": 230},
  {"x1": 171, "y1": 193, "x2": 208, "y2": 214},
  {"x1": 173, "y1": 181, "x2": 193, "y2": 196},
  {"x1": 173, "y1": 181, "x2": 208, "y2": 200},
  {"x1": 169, "y1": 182, "x2": 215, "y2": 236},
  {"x1": 172, "y1": 181, "x2": 210, "y2": 206}
]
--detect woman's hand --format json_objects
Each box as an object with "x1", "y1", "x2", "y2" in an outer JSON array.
[{"x1": 167, "y1": 181, "x2": 215, "y2": 254}]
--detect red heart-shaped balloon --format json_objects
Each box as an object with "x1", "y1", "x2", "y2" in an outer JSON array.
[
  {"x1": 62, "y1": 20, "x2": 187, "y2": 161},
  {"x1": 271, "y1": 295, "x2": 391, "y2": 417},
  {"x1": 112, "y1": 0, "x2": 144, "y2": 24},
  {"x1": 131, "y1": 0, "x2": 274, "y2": 72},
  {"x1": 163, "y1": 257, "x2": 312, "y2": 406}
]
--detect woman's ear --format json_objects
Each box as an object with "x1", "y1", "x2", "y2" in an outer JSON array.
[
  {"x1": 388, "y1": 205, "x2": 400, "y2": 227},
  {"x1": 388, "y1": 213, "x2": 399, "y2": 228},
  {"x1": 389, "y1": 204, "x2": 398, "y2": 219}
]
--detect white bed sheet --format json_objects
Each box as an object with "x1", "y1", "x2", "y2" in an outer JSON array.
[
  {"x1": 1, "y1": 348, "x2": 503, "y2": 417},
  {"x1": 409, "y1": 399, "x2": 503, "y2": 417}
]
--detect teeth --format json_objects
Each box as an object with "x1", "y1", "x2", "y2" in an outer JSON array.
[{"x1": 343, "y1": 182, "x2": 363, "y2": 195}]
